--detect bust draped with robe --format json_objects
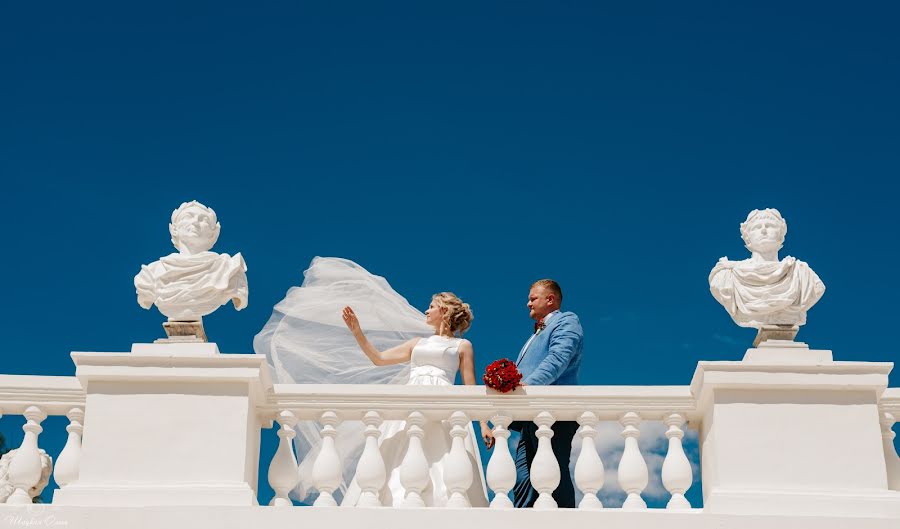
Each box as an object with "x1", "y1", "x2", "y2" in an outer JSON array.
[
  {"x1": 709, "y1": 255, "x2": 825, "y2": 328},
  {"x1": 135, "y1": 251, "x2": 248, "y2": 320}
]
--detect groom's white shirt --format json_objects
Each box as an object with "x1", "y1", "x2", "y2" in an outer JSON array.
[{"x1": 517, "y1": 309, "x2": 560, "y2": 361}]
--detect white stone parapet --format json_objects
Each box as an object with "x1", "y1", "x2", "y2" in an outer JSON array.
[{"x1": 0, "y1": 343, "x2": 898, "y2": 529}]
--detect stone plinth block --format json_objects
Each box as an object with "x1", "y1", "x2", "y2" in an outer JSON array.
[
  {"x1": 131, "y1": 342, "x2": 220, "y2": 356},
  {"x1": 742, "y1": 340, "x2": 833, "y2": 364},
  {"x1": 690, "y1": 358, "x2": 900, "y2": 517},
  {"x1": 53, "y1": 348, "x2": 272, "y2": 506}
]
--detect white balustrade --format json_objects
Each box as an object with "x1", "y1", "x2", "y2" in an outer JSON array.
[
  {"x1": 618, "y1": 411, "x2": 649, "y2": 510},
  {"x1": 574, "y1": 411, "x2": 604, "y2": 509},
  {"x1": 530, "y1": 411, "x2": 560, "y2": 510},
  {"x1": 485, "y1": 414, "x2": 515, "y2": 509},
  {"x1": 444, "y1": 411, "x2": 474, "y2": 508},
  {"x1": 263, "y1": 382, "x2": 702, "y2": 511},
  {"x1": 355, "y1": 411, "x2": 387, "y2": 507},
  {"x1": 398, "y1": 411, "x2": 429, "y2": 507},
  {"x1": 268, "y1": 410, "x2": 299, "y2": 506},
  {"x1": 882, "y1": 412, "x2": 900, "y2": 491},
  {"x1": 6, "y1": 405, "x2": 47, "y2": 505},
  {"x1": 661, "y1": 412, "x2": 692, "y2": 509},
  {"x1": 7, "y1": 367, "x2": 900, "y2": 518},
  {"x1": 53, "y1": 407, "x2": 84, "y2": 488},
  {"x1": 311, "y1": 411, "x2": 342, "y2": 507}
]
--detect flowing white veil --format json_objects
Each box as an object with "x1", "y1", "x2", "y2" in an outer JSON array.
[{"x1": 253, "y1": 257, "x2": 434, "y2": 504}]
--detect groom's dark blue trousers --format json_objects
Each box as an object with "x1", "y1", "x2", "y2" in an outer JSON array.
[{"x1": 509, "y1": 420, "x2": 578, "y2": 508}]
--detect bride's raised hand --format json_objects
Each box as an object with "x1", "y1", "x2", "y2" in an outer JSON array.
[{"x1": 342, "y1": 306, "x2": 362, "y2": 335}]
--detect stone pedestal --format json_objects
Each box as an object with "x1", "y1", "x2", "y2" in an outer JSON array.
[
  {"x1": 158, "y1": 320, "x2": 208, "y2": 343},
  {"x1": 751, "y1": 324, "x2": 799, "y2": 347},
  {"x1": 691, "y1": 351, "x2": 900, "y2": 517},
  {"x1": 53, "y1": 345, "x2": 272, "y2": 506}
]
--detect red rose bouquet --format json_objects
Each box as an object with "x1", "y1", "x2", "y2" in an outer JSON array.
[{"x1": 482, "y1": 359, "x2": 523, "y2": 393}]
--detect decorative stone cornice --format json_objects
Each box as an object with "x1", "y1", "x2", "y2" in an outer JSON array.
[
  {"x1": 70, "y1": 352, "x2": 273, "y2": 404},
  {"x1": 690, "y1": 360, "x2": 893, "y2": 406}
]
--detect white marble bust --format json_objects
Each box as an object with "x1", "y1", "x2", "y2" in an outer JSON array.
[
  {"x1": 709, "y1": 208, "x2": 825, "y2": 328},
  {"x1": 135, "y1": 200, "x2": 248, "y2": 321}
]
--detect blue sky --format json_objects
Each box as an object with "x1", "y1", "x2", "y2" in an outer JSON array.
[{"x1": 1, "y1": 1, "x2": 898, "y2": 506}]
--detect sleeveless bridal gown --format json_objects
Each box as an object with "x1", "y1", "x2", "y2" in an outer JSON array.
[{"x1": 341, "y1": 335, "x2": 489, "y2": 507}]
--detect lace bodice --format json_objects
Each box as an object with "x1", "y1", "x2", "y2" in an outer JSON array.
[{"x1": 407, "y1": 335, "x2": 462, "y2": 385}]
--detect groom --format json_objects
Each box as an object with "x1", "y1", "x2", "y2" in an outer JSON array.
[{"x1": 510, "y1": 279, "x2": 583, "y2": 508}]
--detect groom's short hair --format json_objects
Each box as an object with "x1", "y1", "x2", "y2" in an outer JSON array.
[{"x1": 532, "y1": 279, "x2": 562, "y2": 304}]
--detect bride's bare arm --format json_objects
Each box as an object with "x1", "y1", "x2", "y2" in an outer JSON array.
[
  {"x1": 459, "y1": 340, "x2": 495, "y2": 449},
  {"x1": 342, "y1": 306, "x2": 418, "y2": 366},
  {"x1": 458, "y1": 340, "x2": 479, "y2": 385}
]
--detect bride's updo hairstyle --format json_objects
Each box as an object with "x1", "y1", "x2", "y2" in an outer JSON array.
[{"x1": 432, "y1": 292, "x2": 473, "y2": 336}]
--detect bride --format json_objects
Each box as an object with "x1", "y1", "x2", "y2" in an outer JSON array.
[{"x1": 254, "y1": 257, "x2": 491, "y2": 507}]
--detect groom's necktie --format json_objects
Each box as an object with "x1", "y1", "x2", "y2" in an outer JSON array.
[{"x1": 534, "y1": 319, "x2": 545, "y2": 334}]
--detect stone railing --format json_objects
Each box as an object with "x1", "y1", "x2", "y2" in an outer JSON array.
[
  {"x1": 0, "y1": 375, "x2": 85, "y2": 505},
  {"x1": 0, "y1": 345, "x2": 898, "y2": 523},
  {"x1": 262, "y1": 384, "x2": 697, "y2": 509},
  {"x1": 883, "y1": 388, "x2": 900, "y2": 491}
]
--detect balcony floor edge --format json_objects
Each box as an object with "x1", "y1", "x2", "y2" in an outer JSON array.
[{"x1": 1, "y1": 505, "x2": 899, "y2": 529}]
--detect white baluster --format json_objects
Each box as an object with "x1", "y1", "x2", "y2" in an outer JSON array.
[
  {"x1": 399, "y1": 411, "x2": 429, "y2": 507},
  {"x1": 268, "y1": 410, "x2": 299, "y2": 506},
  {"x1": 443, "y1": 411, "x2": 474, "y2": 508},
  {"x1": 486, "y1": 414, "x2": 515, "y2": 509},
  {"x1": 355, "y1": 411, "x2": 386, "y2": 507},
  {"x1": 574, "y1": 411, "x2": 604, "y2": 509},
  {"x1": 530, "y1": 411, "x2": 560, "y2": 510},
  {"x1": 881, "y1": 412, "x2": 900, "y2": 491},
  {"x1": 54, "y1": 407, "x2": 85, "y2": 488},
  {"x1": 312, "y1": 411, "x2": 342, "y2": 507},
  {"x1": 618, "y1": 411, "x2": 648, "y2": 510},
  {"x1": 7, "y1": 406, "x2": 47, "y2": 505},
  {"x1": 661, "y1": 413, "x2": 693, "y2": 509}
]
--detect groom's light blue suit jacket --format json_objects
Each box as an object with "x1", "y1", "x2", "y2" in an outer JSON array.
[{"x1": 515, "y1": 311, "x2": 584, "y2": 385}]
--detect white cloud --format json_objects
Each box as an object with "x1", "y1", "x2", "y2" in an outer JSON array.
[{"x1": 568, "y1": 420, "x2": 700, "y2": 508}]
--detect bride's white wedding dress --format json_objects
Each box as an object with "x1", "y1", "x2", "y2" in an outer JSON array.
[
  {"x1": 342, "y1": 334, "x2": 489, "y2": 507},
  {"x1": 254, "y1": 256, "x2": 489, "y2": 506}
]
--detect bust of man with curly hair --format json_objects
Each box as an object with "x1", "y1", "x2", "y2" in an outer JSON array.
[
  {"x1": 135, "y1": 200, "x2": 248, "y2": 322},
  {"x1": 709, "y1": 208, "x2": 825, "y2": 329}
]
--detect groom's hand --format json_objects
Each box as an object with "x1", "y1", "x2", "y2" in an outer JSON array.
[{"x1": 480, "y1": 423, "x2": 495, "y2": 449}]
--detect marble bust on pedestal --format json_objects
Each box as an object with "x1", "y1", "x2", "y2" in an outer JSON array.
[
  {"x1": 709, "y1": 208, "x2": 825, "y2": 346},
  {"x1": 134, "y1": 200, "x2": 248, "y2": 341}
]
